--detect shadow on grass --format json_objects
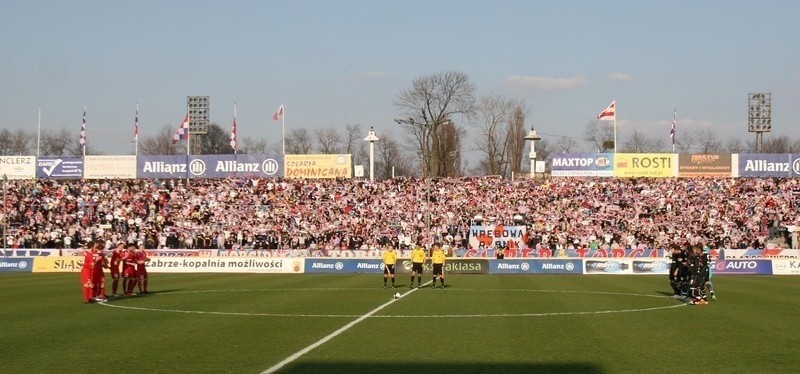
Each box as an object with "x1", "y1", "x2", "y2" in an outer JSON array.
[
  {"x1": 105, "y1": 289, "x2": 185, "y2": 303},
  {"x1": 145, "y1": 289, "x2": 184, "y2": 295},
  {"x1": 653, "y1": 290, "x2": 690, "y2": 304},
  {"x1": 280, "y1": 362, "x2": 602, "y2": 373}
]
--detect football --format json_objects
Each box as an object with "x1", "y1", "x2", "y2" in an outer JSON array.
[{"x1": 393, "y1": 293, "x2": 401, "y2": 299}]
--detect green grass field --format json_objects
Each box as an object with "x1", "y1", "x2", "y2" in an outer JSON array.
[{"x1": 3, "y1": 273, "x2": 799, "y2": 373}]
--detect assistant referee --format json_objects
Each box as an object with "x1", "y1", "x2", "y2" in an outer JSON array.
[
  {"x1": 410, "y1": 245, "x2": 427, "y2": 288},
  {"x1": 382, "y1": 245, "x2": 397, "y2": 288},
  {"x1": 431, "y1": 243, "x2": 446, "y2": 289}
]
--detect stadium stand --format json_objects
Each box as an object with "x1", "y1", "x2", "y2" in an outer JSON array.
[{"x1": 2, "y1": 177, "x2": 798, "y2": 251}]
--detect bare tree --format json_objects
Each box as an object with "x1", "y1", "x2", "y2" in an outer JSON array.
[
  {"x1": 620, "y1": 130, "x2": 666, "y2": 153},
  {"x1": 553, "y1": 136, "x2": 581, "y2": 153},
  {"x1": 339, "y1": 124, "x2": 361, "y2": 164},
  {"x1": 238, "y1": 137, "x2": 276, "y2": 154},
  {"x1": 39, "y1": 128, "x2": 73, "y2": 156},
  {"x1": 723, "y1": 137, "x2": 745, "y2": 154},
  {"x1": 676, "y1": 128, "x2": 698, "y2": 153},
  {"x1": 139, "y1": 125, "x2": 181, "y2": 155},
  {"x1": 0, "y1": 129, "x2": 34, "y2": 155},
  {"x1": 507, "y1": 105, "x2": 527, "y2": 177},
  {"x1": 394, "y1": 71, "x2": 476, "y2": 177},
  {"x1": 750, "y1": 134, "x2": 800, "y2": 154},
  {"x1": 583, "y1": 120, "x2": 614, "y2": 152},
  {"x1": 438, "y1": 120, "x2": 466, "y2": 176},
  {"x1": 473, "y1": 94, "x2": 515, "y2": 176},
  {"x1": 200, "y1": 123, "x2": 232, "y2": 155},
  {"x1": 695, "y1": 128, "x2": 723, "y2": 153},
  {"x1": 375, "y1": 130, "x2": 413, "y2": 179},
  {"x1": 285, "y1": 128, "x2": 313, "y2": 154},
  {"x1": 315, "y1": 127, "x2": 343, "y2": 154}
]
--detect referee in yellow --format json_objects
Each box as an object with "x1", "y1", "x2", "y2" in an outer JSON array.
[
  {"x1": 410, "y1": 244, "x2": 427, "y2": 288},
  {"x1": 431, "y1": 242, "x2": 446, "y2": 289},
  {"x1": 382, "y1": 245, "x2": 397, "y2": 288}
]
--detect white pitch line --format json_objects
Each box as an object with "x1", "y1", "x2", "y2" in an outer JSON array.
[
  {"x1": 260, "y1": 280, "x2": 432, "y2": 374},
  {"x1": 98, "y1": 288, "x2": 685, "y2": 318}
]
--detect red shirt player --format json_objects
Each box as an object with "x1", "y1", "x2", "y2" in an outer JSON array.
[
  {"x1": 80, "y1": 243, "x2": 94, "y2": 304},
  {"x1": 91, "y1": 243, "x2": 108, "y2": 302},
  {"x1": 135, "y1": 244, "x2": 150, "y2": 294},
  {"x1": 122, "y1": 244, "x2": 138, "y2": 296},
  {"x1": 109, "y1": 242, "x2": 124, "y2": 297}
]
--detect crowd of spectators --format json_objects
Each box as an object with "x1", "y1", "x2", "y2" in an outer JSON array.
[{"x1": 1, "y1": 177, "x2": 799, "y2": 252}]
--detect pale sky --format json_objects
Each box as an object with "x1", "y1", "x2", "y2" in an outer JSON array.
[{"x1": 1, "y1": 0, "x2": 799, "y2": 157}]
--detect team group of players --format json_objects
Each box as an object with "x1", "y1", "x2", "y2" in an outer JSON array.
[
  {"x1": 80, "y1": 241, "x2": 151, "y2": 304},
  {"x1": 382, "y1": 243, "x2": 447, "y2": 289},
  {"x1": 79, "y1": 240, "x2": 713, "y2": 304},
  {"x1": 669, "y1": 243, "x2": 717, "y2": 305}
]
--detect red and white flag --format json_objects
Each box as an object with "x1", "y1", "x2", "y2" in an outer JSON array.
[
  {"x1": 273, "y1": 104, "x2": 284, "y2": 121},
  {"x1": 597, "y1": 100, "x2": 616, "y2": 121},
  {"x1": 133, "y1": 108, "x2": 139, "y2": 142},
  {"x1": 230, "y1": 116, "x2": 238, "y2": 154},
  {"x1": 670, "y1": 107, "x2": 676, "y2": 145},
  {"x1": 79, "y1": 109, "x2": 87, "y2": 146},
  {"x1": 172, "y1": 115, "x2": 190, "y2": 144}
]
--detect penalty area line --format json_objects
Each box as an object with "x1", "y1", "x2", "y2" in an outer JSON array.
[{"x1": 261, "y1": 280, "x2": 432, "y2": 374}]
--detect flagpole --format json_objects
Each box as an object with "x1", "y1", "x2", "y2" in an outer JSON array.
[
  {"x1": 185, "y1": 103, "x2": 190, "y2": 188},
  {"x1": 82, "y1": 106, "x2": 86, "y2": 157},
  {"x1": 281, "y1": 103, "x2": 286, "y2": 155},
  {"x1": 135, "y1": 103, "x2": 139, "y2": 156},
  {"x1": 186, "y1": 104, "x2": 191, "y2": 157},
  {"x1": 233, "y1": 102, "x2": 238, "y2": 155},
  {"x1": 36, "y1": 105, "x2": 41, "y2": 157},
  {"x1": 671, "y1": 105, "x2": 676, "y2": 154},
  {"x1": 613, "y1": 101, "x2": 617, "y2": 153}
]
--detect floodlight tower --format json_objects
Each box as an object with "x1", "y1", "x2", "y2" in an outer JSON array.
[
  {"x1": 748, "y1": 93, "x2": 772, "y2": 153},
  {"x1": 187, "y1": 96, "x2": 210, "y2": 155}
]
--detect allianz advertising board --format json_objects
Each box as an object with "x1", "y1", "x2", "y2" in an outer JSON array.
[
  {"x1": 137, "y1": 154, "x2": 283, "y2": 179},
  {"x1": 736, "y1": 154, "x2": 793, "y2": 177}
]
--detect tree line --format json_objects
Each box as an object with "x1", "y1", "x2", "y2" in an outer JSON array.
[{"x1": 3, "y1": 71, "x2": 800, "y2": 178}]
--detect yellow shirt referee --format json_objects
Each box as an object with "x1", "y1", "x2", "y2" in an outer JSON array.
[
  {"x1": 382, "y1": 246, "x2": 397, "y2": 288},
  {"x1": 410, "y1": 246, "x2": 427, "y2": 288},
  {"x1": 431, "y1": 243, "x2": 446, "y2": 288}
]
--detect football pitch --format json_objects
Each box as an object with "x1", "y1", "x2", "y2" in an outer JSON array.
[{"x1": 3, "y1": 273, "x2": 799, "y2": 373}]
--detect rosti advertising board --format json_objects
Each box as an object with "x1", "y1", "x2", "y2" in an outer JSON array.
[{"x1": 612, "y1": 153, "x2": 675, "y2": 178}]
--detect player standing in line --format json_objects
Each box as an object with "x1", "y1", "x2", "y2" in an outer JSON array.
[
  {"x1": 382, "y1": 245, "x2": 397, "y2": 288},
  {"x1": 91, "y1": 242, "x2": 108, "y2": 302},
  {"x1": 80, "y1": 242, "x2": 95, "y2": 304},
  {"x1": 704, "y1": 245, "x2": 717, "y2": 301},
  {"x1": 688, "y1": 246, "x2": 709, "y2": 305},
  {"x1": 409, "y1": 244, "x2": 427, "y2": 288},
  {"x1": 109, "y1": 242, "x2": 124, "y2": 297},
  {"x1": 678, "y1": 244, "x2": 692, "y2": 297},
  {"x1": 431, "y1": 243, "x2": 446, "y2": 289},
  {"x1": 668, "y1": 244, "x2": 683, "y2": 298},
  {"x1": 122, "y1": 244, "x2": 138, "y2": 296},
  {"x1": 136, "y1": 243, "x2": 151, "y2": 294}
]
